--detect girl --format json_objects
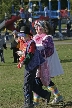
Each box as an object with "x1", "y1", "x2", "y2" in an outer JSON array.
[{"x1": 33, "y1": 20, "x2": 64, "y2": 105}]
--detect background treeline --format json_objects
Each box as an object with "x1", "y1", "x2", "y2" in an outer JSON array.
[{"x1": 0, "y1": 0, "x2": 72, "y2": 20}]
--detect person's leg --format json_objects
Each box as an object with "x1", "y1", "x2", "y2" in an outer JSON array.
[
  {"x1": 0, "y1": 50, "x2": 1, "y2": 62},
  {"x1": 0, "y1": 50, "x2": 5, "y2": 63},
  {"x1": 13, "y1": 48, "x2": 17, "y2": 63},
  {"x1": 33, "y1": 78, "x2": 51, "y2": 106},
  {"x1": 68, "y1": 29, "x2": 70, "y2": 37},
  {"x1": 33, "y1": 80, "x2": 63, "y2": 105},
  {"x1": 17, "y1": 48, "x2": 19, "y2": 62},
  {"x1": 23, "y1": 67, "x2": 37, "y2": 108},
  {"x1": 67, "y1": 29, "x2": 70, "y2": 37},
  {"x1": 48, "y1": 80, "x2": 63, "y2": 104}
]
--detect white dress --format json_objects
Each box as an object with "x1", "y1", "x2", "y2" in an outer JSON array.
[
  {"x1": 46, "y1": 47, "x2": 64, "y2": 77},
  {"x1": 33, "y1": 34, "x2": 64, "y2": 77}
]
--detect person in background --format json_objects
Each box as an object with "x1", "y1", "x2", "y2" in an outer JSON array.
[
  {"x1": 18, "y1": 33, "x2": 26, "y2": 51},
  {"x1": 51, "y1": 21, "x2": 57, "y2": 37},
  {"x1": 5, "y1": 30, "x2": 9, "y2": 41},
  {"x1": 0, "y1": 33, "x2": 7, "y2": 63},
  {"x1": 17, "y1": 33, "x2": 27, "y2": 68},
  {"x1": 44, "y1": 5, "x2": 48, "y2": 12},
  {"x1": 11, "y1": 30, "x2": 19, "y2": 63},
  {"x1": 66, "y1": 18, "x2": 71, "y2": 37}
]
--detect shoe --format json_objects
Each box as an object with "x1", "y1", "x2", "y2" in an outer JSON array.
[
  {"x1": 45, "y1": 92, "x2": 51, "y2": 104},
  {"x1": 21, "y1": 104, "x2": 34, "y2": 108},
  {"x1": 51, "y1": 95, "x2": 63, "y2": 104},
  {"x1": 1, "y1": 61, "x2": 5, "y2": 63},
  {"x1": 33, "y1": 102, "x2": 39, "y2": 107},
  {"x1": 29, "y1": 104, "x2": 34, "y2": 108}
]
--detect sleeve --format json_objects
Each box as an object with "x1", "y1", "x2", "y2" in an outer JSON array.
[
  {"x1": 42, "y1": 36, "x2": 54, "y2": 57},
  {"x1": 24, "y1": 42, "x2": 36, "y2": 65},
  {"x1": 24, "y1": 53, "x2": 34, "y2": 65},
  {"x1": 28, "y1": 42, "x2": 36, "y2": 53},
  {"x1": 42, "y1": 36, "x2": 54, "y2": 48}
]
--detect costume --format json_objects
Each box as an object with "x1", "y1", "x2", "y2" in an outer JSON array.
[
  {"x1": 18, "y1": 38, "x2": 26, "y2": 51},
  {"x1": 33, "y1": 33, "x2": 64, "y2": 105},
  {"x1": 23, "y1": 39, "x2": 51, "y2": 107},
  {"x1": 17, "y1": 39, "x2": 27, "y2": 68},
  {"x1": 33, "y1": 33, "x2": 64, "y2": 77}
]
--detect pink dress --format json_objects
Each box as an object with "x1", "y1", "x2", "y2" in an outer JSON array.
[
  {"x1": 33, "y1": 33, "x2": 50, "y2": 86},
  {"x1": 33, "y1": 33, "x2": 64, "y2": 78}
]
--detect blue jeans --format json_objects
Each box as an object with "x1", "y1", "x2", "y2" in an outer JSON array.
[
  {"x1": 23, "y1": 67, "x2": 38, "y2": 106},
  {"x1": 23, "y1": 67, "x2": 51, "y2": 106}
]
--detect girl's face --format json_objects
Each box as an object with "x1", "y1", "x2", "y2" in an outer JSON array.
[{"x1": 35, "y1": 25, "x2": 43, "y2": 34}]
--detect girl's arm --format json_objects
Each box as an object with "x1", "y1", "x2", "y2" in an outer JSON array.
[{"x1": 42, "y1": 36, "x2": 54, "y2": 57}]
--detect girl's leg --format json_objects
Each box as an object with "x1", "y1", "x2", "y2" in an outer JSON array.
[
  {"x1": 33, "y1": 78, "x2": 51, "y2": 106},
  {"x1": 48, "y1": 80, "x2": 63, "y2": 104}
]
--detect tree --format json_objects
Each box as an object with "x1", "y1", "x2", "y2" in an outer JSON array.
[
  {"x1": 0, "y1": 0, "x2": 72, "y2": 20},
  {"x1": 70, "y1": 0, "x2": 72, "y2": 14},
  {"x1": 0, "y1": 0, "x2": 20, "y2": 20}
]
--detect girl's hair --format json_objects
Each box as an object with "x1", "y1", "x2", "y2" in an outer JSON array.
[{"x1": 43, "y1": 21, "x2": 54, "y2": 35}]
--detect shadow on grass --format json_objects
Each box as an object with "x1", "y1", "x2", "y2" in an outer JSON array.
[
  {"x1": 0, "y1": 62, "x2": 17, "y2": 66},
  {"x1": 60, "y1": 59, "x2": 72, "y2": 63},
  {"x1": 64, "y1": 101, "x2": 72, "y2": 107},
  {"x1": 47, "y1": 101, "x2": 72, "y2": 108},
  {"x1": 42, "y1": 99, "x2": 72, "y2": 108}
]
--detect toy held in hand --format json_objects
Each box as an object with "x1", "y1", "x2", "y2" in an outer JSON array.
[
  {"x1": 16, "y1": 51, "x2": 24, "y2": 56},
  {"x1": 17, "y1": 56, "x2": 25, "y2": 69}
]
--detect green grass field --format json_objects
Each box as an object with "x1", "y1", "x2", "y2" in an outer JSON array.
[{"x1": 0, "y1": 40, "x2": 72, "y2": 108}]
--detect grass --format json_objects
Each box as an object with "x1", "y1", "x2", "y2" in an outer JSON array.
[{"x1": 0, "y1": 40, "x2": 72, "y2": 108}]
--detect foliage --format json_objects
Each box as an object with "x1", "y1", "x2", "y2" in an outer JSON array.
[
  {"x1": 0, "y1": 0, "x2": 20, "y2": 20},
  {"x1": 70, "y1": 0, "x2": 72, "y2": 14},
  {"x1": 0, "y1": 0, "x2": 72, "y2": 20}
]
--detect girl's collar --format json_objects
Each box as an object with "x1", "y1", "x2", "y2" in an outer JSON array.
[{"x1": 43, "y1": 35, "x2": 52, "y2": 40}]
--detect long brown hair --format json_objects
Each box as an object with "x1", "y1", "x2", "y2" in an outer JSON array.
[{"x1": 43, "y1": 21, "x2": 54, "y2": 35}]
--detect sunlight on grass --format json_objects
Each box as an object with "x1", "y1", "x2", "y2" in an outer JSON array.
[{"x1": 0, "y1": 40, "x2": 72, "y2": 108}]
